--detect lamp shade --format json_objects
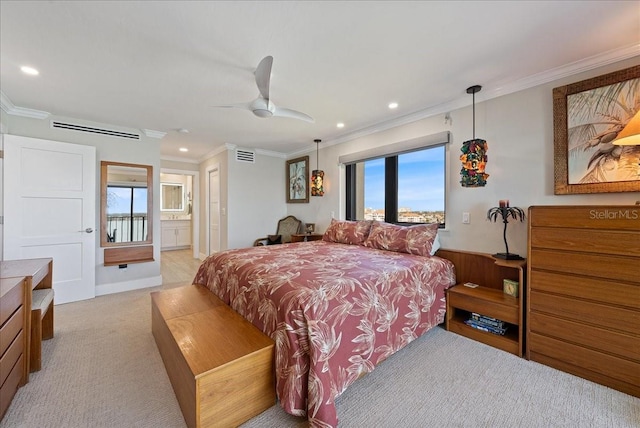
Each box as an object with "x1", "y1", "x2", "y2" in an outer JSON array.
[
  {"x1": 311, "y1": 169, "x2": 324, "y2": 196},
  {"x1": 613, "y1": 111, "x2": 640, "y2": 146}
]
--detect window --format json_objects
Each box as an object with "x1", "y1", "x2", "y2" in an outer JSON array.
[
  {"x1": 346, "y1": 144, "x2": 446, "y2": 227},
  {"x1": 106, "y1": 185, "x2": 149, "y2": 242}
]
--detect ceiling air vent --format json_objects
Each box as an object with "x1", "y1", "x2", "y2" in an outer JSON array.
[
  {"x1": 235, "y1": 149, "x2": 255, "y2": 163},
  {"x1": 51, "y1": 121, "x2": 140, "y2": 140}
]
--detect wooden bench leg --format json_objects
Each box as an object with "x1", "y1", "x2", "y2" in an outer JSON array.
[
  {"x1": 42, "y1": 303, "x2": 54, "y2": 341},
  {"x1": 30, "y1": 309, "x2": 42, "y2": 372}
]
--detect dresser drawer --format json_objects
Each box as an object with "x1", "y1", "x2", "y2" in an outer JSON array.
[
  {"x1": 0, "y1": 306, "x2": 24, "y2": 357},
  {"x1": 0, "y1": 354, "x2": 24, "y2": 419},
  {"x1": 529, "y1": 270, "x2": 640, "y2": 310},
  {"x1": 0, "y1": 330, "x2": 24, "y2": 388},
  {"x1": 529, "y1": 332, "x2": 640, "y2": 388},
  {"x1": 529, "y1": 290, "x2": 639, "y2": 335},
  {"x1": 529, "y1": 311, "x2": 639, "y2": 362},
  {"x1": 0, "y1": 279, "x2": 24, "y2": 327}
]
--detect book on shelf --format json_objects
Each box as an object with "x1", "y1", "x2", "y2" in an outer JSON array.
[
  {"x1": 470, "y1": 313, "x2": 505, "y2": 329},
  {"x1": 465, "y1": 313, "x2": 508, "y2": 335}
]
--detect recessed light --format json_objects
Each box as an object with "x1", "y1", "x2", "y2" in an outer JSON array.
[
  {"x1": 20, "y1": 66, "x2": 39, "y2": 76},
  {"x1": 337, "y1": 122, "x2": 345, "y2": 128},
  {"x1": 179, "y1": 147, "x2": 188, "y2": 152},
  {"x1": 388, "y1": 102, "x2": 398, "y2": 109},
  {"x1": 177, "y1": 128, "x2": 190, "y2": 134}
]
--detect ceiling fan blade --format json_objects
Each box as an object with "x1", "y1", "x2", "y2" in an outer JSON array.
[
  {"x1": 272, "y1": 105, "x2": 315, "y2": 123},
  {"x1": 255, "y1": 56, "x2": 273, "y2": 100},
  {"x1": 212, "y1": 101, "x2": 252, "y2": 110}
]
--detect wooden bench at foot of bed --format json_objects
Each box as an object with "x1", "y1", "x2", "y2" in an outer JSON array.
[{"x1": 151, "y1": 284, "x2": 275, "y2": 428}]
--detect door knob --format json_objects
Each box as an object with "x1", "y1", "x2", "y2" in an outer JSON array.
[{"x1": 79, "y1": 228, "x2": 94, "y2": 233}]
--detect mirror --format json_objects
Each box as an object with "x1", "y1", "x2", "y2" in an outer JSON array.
[
  {"x1": 101, "y1": 161, "x2": 153, "y2": 247},
  {"x1": 161, "y1": 183, "x2": 184, "y2": 211}
]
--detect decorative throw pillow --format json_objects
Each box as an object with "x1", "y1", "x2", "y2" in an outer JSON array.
[
  {"x1": 364, "y1": 221, "x2": 439, "y2": 257},
  {"x1": 322, "y1": 219, "x2": 373, "y2": 245},
  {"x1": 267, "y1": 234, "x2": 282, "y2": 245}
]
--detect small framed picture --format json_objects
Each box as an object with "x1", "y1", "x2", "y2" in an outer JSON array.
[
  {"x1": 503, "y1": 279, "x2": 519, "y2": 298},
  {"x1": 286, "y1": 156, "x2": 309, "y2": 203}
]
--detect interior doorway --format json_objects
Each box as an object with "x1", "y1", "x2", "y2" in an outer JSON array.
[{"x1": 160, "y1": 168, "x2": 199, "y2": 260}]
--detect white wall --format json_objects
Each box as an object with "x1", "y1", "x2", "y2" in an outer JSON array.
[
  {"x1": 227, "y1": 150, "x2": 286, "y2": 249},
  {"x1": 287, "y1": 58, "x2": 640, "y2": 258},
  {"x1": 1, "y1": 113, "x2": 162, "y2": 292}
]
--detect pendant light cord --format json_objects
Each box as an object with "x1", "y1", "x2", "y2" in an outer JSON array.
[
  {"x1": 466, "y1": 85, "x2": 481, "y2": 141},
  {"x1": 314, "y1": 139, "x2": 321, "y2": 170},
  {"x1": 472, "y1": 92, "x2": 476, "y2": 140}
]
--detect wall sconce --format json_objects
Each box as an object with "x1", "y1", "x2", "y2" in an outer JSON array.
[
  {"x1": 311, "y1": 139, "x2": 324, "y2": 197},
  {"x1": 460, "y1": 85, "x2": 489, "y2": 187}
]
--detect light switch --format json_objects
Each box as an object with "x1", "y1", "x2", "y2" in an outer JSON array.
[{"x1": 462, "y1": 212, "x2": 470, "y2": 224}]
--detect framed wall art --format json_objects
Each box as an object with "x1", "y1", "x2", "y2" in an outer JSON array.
[
  {"x1": 553, "y1": 65, "x2": 640, "y2": 194},
  {"x1": 286, "y1": 156, "x2": 309, "y2": 203}
]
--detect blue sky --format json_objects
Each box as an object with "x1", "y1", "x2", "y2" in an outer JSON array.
[
  {"x1": 106, "y1": 187, "x2": 148, "y2": 215},
  {"x1": 364, "y1": 146, "x2": 444, "y2": 211}
]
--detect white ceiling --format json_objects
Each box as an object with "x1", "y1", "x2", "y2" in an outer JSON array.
[{"x1": 1, "y1": 1, "x2": 639, "y2": 162}]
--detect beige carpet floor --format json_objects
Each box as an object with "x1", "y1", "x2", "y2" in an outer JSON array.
[{"x1": 1, "y1": 281, "x2": 638, "y2": 427}]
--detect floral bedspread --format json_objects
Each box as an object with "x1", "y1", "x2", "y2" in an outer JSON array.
[{"x1": 193, "y1": 241, "x2": 455, "y2": 427}]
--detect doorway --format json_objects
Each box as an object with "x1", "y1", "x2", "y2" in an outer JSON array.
[{"x1": 160, "y1": 168, "x2": 199, "y2": 259}]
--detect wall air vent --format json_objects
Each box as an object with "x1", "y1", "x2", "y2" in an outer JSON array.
[
  {"x1": 235, "y1": 149, "x2": 255, "y2": 163},
  {"x1": 51, "y1": 121, "x2": 141, "y2": 140}
]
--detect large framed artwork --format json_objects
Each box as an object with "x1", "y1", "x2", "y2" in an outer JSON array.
[
  {"x1": 553, "y1": 65, "x2": 640, "y2": 194},
  {"x1": 286, "y1": 156, "x2": 309, "y2": 203}
]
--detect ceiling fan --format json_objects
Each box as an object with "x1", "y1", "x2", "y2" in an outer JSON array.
[{"x1": 215, "y1": 56, "x2": 314, "y2": 123}]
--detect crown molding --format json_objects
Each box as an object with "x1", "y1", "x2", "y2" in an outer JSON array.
[
  {"x1": 160, "y1": 154, "x2": 200, "y2": 164},
  {"x1": 198, "y1": 144, "x2": 230, "y2": 162},
  {"x1": 255, "y1": 148, "x2": 287, "y2": 159},
  {"x1": 0, "y1": 91, "x2": 50, "y2": 119},
  {"x1": 315, "y1": 43, "x2": 640, "y2": 152},
  {"x1": 141, "y1": 129, "x2": 166, "y2": 139}
]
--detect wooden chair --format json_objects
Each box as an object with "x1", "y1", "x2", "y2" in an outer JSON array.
[{"x1": 253, "y1": 215, "x2": 302, "y2": 246}]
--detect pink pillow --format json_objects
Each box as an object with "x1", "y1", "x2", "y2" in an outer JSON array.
[
  {"x1": 364, "y1": 221, "x2": 439, "y2": 256},
  {"x1": 322, "y1": 219, "x2": 373, "y2": 245}
]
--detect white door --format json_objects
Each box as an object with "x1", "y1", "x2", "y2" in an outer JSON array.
[
  {"x1": 3, "y1": 135, "x2": 96, "y2": 304},
  {"x1": 208, "y1": 167, "x2": 220, "y2": 255}
]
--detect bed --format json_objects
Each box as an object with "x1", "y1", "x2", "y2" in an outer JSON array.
[{"x1": 193, "y1": 219, "x2": 456, "y2": 427}]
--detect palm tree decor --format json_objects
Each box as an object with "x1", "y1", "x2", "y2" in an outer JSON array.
[{"x1": 487, "y1": 200, "x2": 526, "y2": 260}]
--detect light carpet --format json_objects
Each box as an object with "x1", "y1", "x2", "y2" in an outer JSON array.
[{"x1": 1, "y1": 284, "x2": 638, "y2": 428}]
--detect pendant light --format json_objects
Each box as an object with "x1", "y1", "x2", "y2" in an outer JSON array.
[
  {"x1": 311, "y1": 139, "x2": 324, "y2": 196},
  {"x1": 460, "y1": 85, "x2": 490, "y2": 187}
]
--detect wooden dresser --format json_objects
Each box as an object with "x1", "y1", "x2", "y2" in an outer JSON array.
[
  {"x1": 527, "y1": 205, "x2": 639, "y2": 397},
  {"x1": 1, "y1": 276, "x2": 27, "y2": 419}
]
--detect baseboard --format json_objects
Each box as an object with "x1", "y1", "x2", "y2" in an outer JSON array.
[{"x1": 95, "y1": 275, "x2": 163, "y2": 296}]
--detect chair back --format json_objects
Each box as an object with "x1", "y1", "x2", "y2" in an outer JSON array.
[{"x1": 276, "y1": 215, "x2": 302, "y2": 243}]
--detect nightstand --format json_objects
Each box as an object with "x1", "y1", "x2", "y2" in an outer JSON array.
[
  {"x1": 291, "y1": 234, "x2": 323, "y2": 243},
  {"x1": 437, "y1": 249, "x2": 526, "y2": 357}
]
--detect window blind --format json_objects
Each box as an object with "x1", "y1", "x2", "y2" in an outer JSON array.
[{"x1": 338, "y1": 131, "x2": 450, "y2": 165}]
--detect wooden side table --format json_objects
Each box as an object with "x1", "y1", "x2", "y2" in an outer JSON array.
[
  {"x1": 436, "y1": 249, "x2": 526, "y2": 357},
  {"x1": 291, "y1": 234, "x2": 323, "y2": 243}
]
